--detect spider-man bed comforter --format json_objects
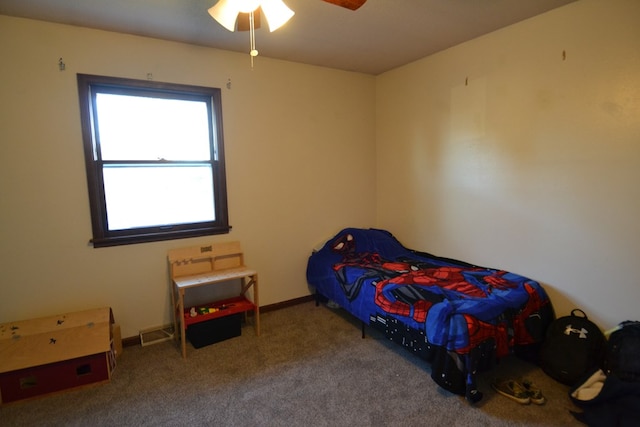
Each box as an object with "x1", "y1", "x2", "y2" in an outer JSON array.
[{"x1": 306, "y1": 228, "x2": 554, "y2": 403}]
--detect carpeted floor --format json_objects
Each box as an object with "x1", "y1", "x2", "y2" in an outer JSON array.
[{"x1": 0, "y1": 301, "x2": 585, "y2": 426}]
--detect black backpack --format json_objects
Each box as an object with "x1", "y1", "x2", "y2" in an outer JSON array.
[
  {"x1": 540, "y1": 309, "x2": 606, "y2": 385},
  {"x1": 604, "y1": 320, "x2": 640, "y2": 382}
]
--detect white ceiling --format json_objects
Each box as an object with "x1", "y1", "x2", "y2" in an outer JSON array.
[{"x1": 0, "y1": 0, "x2": 577, "y2": 75}]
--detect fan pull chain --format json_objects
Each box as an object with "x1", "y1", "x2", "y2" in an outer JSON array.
[{"x1": 249, "y1": 10, "x2": 258, "y2": 68}]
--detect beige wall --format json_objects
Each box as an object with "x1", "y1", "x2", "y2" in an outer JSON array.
[
  {"x1": 376, "y1": 0, "x2": 640, "y2": 330},
  {"x1": 0, "y1": 16, "x2": 376, "y2": 337}
]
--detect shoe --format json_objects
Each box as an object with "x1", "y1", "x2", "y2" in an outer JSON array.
[
  {"x1": 491, "y1": 378, "x2": 531, "y2": 404},
  {"x1": 521, "y1": 378, "x2": 546, "y2": 405}
]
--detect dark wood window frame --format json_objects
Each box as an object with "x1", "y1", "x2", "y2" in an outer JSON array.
[{"x1": 77, "y1": 74, "x2": 229, "y2": 248}]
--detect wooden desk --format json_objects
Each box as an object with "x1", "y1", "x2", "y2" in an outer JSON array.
[{"x1": 168, "y1": 242, "x2": 259, "y2": 358}]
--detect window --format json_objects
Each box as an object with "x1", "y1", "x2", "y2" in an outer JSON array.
[{"x1": 77, "y1": 74, "x2": 229, "y2": 248}]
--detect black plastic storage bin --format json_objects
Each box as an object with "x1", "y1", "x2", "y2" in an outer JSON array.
[{"x1": 186, "y1": 314, "x2": 242, "y2": 349}]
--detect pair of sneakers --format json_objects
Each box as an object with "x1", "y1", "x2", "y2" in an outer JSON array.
[{"x1": 491, "y1": 378, "x2": 546, "y2": 405}]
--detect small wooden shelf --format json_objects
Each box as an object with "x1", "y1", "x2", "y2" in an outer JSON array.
[
  {"x1": 183, "y1": 296, "x2": 256, "y2": 327},
  {"x1": 168, "y1": 241, "x2": 259, "y2": 358}
]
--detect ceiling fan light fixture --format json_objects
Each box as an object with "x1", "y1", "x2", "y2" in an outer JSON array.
[
  {"x1": 208, "y1": 0, "x2": 295, "y2": 67},
  {"x1": 208, "y1": 0, "x2": 294, "y2": 32},
  {"x1": 236, "y1": 0, "x2": 262, "y2": 13},
  {"x1": 261, "y1": 0, "x2": 295, "y2": 32},
  {"x1": 208, "y1": 0, "x2": 242, "y2": 32}
]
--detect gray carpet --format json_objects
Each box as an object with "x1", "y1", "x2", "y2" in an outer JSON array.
[{"x1": 1, "y1": 301, "x2": 584, "y2": 426}]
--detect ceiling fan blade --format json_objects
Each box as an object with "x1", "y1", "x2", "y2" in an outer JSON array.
[
  {"x1": 322, "y1": 0, "x2": 367, "y2": 10},
  {"x1": 237, "y1": 9, "x2": 262, "y2": 32}
]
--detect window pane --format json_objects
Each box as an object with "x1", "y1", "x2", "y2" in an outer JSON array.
[
  {"x1": 95, "y1": 93, "x2": 211, "y2": 161},
  {"x1": 103, "y1": 165, "x2": 215, "y2": 230},
  {"x1": 78, "y1": 74, "x2": 228, "y2": 247}
]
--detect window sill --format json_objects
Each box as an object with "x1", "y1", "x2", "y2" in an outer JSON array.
[{"x1": 90, "y1": 226, "x2": 231, "y2": 248}]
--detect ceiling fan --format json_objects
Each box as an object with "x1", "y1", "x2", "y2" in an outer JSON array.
[
  {"x1": 210, "y1": 0, "x2": 368, "y2": 33},
  {"x1": 208, "y1": 0, "x2": 367, "y2": 64}
]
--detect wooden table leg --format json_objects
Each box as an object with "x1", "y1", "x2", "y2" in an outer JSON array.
[
  {"x1": 171, "y1": 282, "x2": 179, "y2": 343},
  {"x1": 253, "y1": 274, "x2": 260, "y2": 336},
  {"x1": 178, "y1": 288, "x2": 187, "y2": 358}
]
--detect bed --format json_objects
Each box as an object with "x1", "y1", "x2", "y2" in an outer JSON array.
[{"x1": 306, "y1": 228, "x2": 554, "y2": 403}]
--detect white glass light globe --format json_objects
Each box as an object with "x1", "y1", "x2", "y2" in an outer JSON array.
[{"x1": 237, "y1": 0, "x2": 261, "y2": 13}]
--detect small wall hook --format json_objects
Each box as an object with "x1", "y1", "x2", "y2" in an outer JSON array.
[{"x1": 58, "y1": 58, "x2": 66, "y2": 71}]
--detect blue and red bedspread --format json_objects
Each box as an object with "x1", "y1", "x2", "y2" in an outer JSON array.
[{"x1": 306, "y1": 228, "x2": 554, "y2": 402}]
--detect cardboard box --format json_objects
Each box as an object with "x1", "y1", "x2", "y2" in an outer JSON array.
[
  {"x1": 186, "y1": 314, "x2": 241, "y2": 349},
  {"x1": 0, "y1": 308, "x2": 116, "y2": 404}
]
